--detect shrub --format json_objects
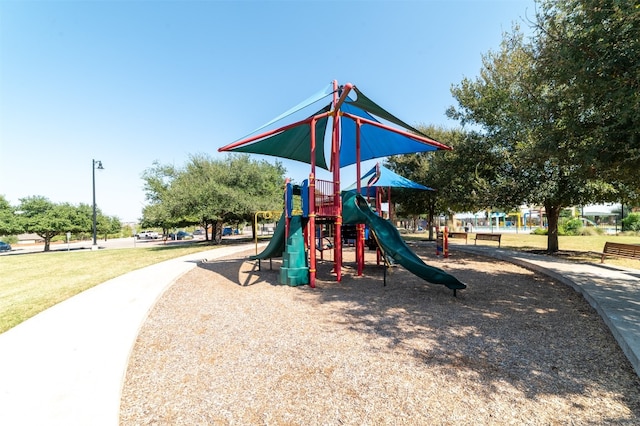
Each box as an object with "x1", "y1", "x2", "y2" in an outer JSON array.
[
  {"x1": 622, "y1": 213, "x2": 640, "y2": 232},
  {"x1": 531, "y1": 228, "x2": 547, "y2": 235},
  {"x1": 578, "y1": 227, "x2": 603, "y2": 236},
  {"x1": 563, "y1": 218, "x2": 584, "y2": 236},
  {"x1": 1, "y1": 235, "x2": 18, "y2": 244}
]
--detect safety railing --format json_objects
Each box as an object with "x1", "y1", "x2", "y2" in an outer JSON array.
[{"x1": 314, "y1": 179, "x2": 338, "y2": 217}]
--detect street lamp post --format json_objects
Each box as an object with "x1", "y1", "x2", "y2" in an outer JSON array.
[{"x1": 92, "y1": 159, "x2": 104, "y2": 250}]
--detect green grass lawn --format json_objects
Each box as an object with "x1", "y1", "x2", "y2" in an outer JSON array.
[
  {"x1": 2, "y1": 233, "x2": 639, "y2": 334},
  {"x1": 409, "y1": 232, "x2": 640, "y2": 268},
  {"x1": 0, "y1": 243, "x2": 217, "y2": 333}
]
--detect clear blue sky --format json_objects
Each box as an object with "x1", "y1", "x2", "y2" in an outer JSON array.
[{"x1": 0, "y1": 0, "x2": 536, "y2": 223}]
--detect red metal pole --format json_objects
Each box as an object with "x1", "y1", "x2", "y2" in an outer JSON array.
[
  {"x1": 444, "y1": 226, "x2": 449, "y2": 258},
  {"x1": 308, "y1": 118, "x2": 317, "y2": 288},
  {"x1": 356, "y1": 119, "x2": 364, "y2": 276},
  {"x1": 388, "y1": 185, "x2": 392, "y2": 223},
  {"x1": 319, "y1": 225, "x2": 324, "y2": 261},
  {"x1": 375, "y1": 187, "x2": 382, "y2": 265},
  {"x1": 333, "y1": 83, "x2": 353, "y2": 112},
  {"x1": 284, "y1": 178, "x2": 290, "y2": 240},
  {"x1": 332, "y1": 80, "x2": 342, "y2": 282}
]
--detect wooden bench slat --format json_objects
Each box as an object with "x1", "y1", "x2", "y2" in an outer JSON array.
[
  {"x1": 474, "y1": 233, "x2": 502, "y2": 247},
  {"x1": 448, "y1": 232, "x2": 468, "y2": 244},
  {"x1": 600, "y1": 242, "x2": 640, "y2": 263}
]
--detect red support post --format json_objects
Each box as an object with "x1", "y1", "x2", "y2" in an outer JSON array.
[
  {"x1": 387, "y1": 184, "x2": 393, "y2": 224},
  {"x1": 355, "y1": 119, "x2": 364, "y2": 276},
  {"x1": 444, "y1": 226, "x2": 449, "y2": 258},
  {"x1": 284, "y1": 178, "x2": 290, "y2": 241},
  {"x1": 318, "y1": 224, "x2": 324, "y2": 261},
  {"x1": 332, "y1": 80, "x2": 342, "y2": 282},
  {"x1": 375, "y1": 186, "x2": 383, "y2": 265},
  {"x1": 308, "y1": 118, "x2": 317, "y2": 288},
  {"x1": 334, "y1": 83, "x2": 353, "y2": 111}
]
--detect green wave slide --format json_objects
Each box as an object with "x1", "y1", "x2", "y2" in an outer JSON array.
[
  {"x1": 342, "y1": 191, "x2": 467, "y2": 293},
  {"x1": 249, "y1": 211, "x2": 287, "y2": 260}
]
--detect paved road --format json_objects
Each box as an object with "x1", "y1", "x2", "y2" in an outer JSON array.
[{"x1": 0, "y1": 235, "x2": 220, "y2": 255}]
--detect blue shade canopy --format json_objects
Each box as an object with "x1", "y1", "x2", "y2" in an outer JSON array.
[
  {"x1": 338, "y1": 101, "x2": 439, "y2": 167},
  {"x1": 219, "y1": 83, "x2": 449, "y2": 171},
  {"x1": 344, "y1": 163, "x2": 433, "y2": 197}
]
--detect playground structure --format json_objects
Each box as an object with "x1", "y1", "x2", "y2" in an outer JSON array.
[
  {"x1": 249, "y1": 181, "x2": 311, "y2": 286},
  {"x1": 219, "y1": 80, "x2": 466, "y2": 294}
]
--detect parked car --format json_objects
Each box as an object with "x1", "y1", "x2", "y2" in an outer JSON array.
[
  {"x1": 222, "y1": 227, "x2": 238, "y2": 236},
  {"x1": 176, "y1": 231, "x2": 192, "y2": 240},
  {"x1": 135, "y1": 230, "x2": 160, "y2": 240},
  {"x1": 0, "y1": 241, "x2": 11, "y2": 252},
  {"x1": 167, "y1": 231, "x2": 192, "y2": 240}
]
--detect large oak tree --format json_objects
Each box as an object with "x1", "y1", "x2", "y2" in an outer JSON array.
[
  {"x1": 534, "y1": 0, "x2": 640, "y2": 183},
  {"x1": 18, "y1": 197, "x2": 99, "y2": 251},
  {"x1": 449, "y1": 27, "x2": 616, "y2": 252},
  {"x1": 141, "y1": 154, "x2": 285, "y2": 243}
]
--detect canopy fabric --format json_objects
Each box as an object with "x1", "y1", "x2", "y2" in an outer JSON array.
[
  {"x1": 228, "y1": 105, "x2": 331, "y2": 170},
  {"x1": 219, "y1": 83, "x2": 449, "y2": 171},
  {"x1": 346, "y1": 87, "x2": 428, "y2": 137},
  {"x1": 343, "y1": 163, "x2": 433, "y2": 197},
  {"x1": 244, "y1": 83, "x2": 333, "y2": 137},
  {"x1": 339, "y1": 101, "x2": 439, "y2": 167}
]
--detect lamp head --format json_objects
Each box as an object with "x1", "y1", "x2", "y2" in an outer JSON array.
[{"x1": 95, "y1": 160, "x2": 104, "y2": 170}]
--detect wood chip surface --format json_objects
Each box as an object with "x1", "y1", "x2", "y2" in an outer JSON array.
[{"x1": 120, "y1": 246, "x2": 640, "y2": 425}]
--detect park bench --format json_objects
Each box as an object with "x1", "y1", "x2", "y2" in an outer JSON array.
[
  {"x1": 598, "y1": 242, "x2": 640, "y2": 263},
  {"x1": 448, "y1": 232, "x2": 468, "y2": 244},
  {"x1": 474, "y1": 233, "x2": 502, "y2": 247}
]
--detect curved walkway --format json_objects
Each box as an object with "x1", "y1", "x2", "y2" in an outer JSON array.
[
  {"x1": 0, "y1": 242, "x2": 639, "y2": 425},
  {"x1": 455, "y1": 244, "x2": 640, "y2": 377},
  {"x1": 0, "y1": 243, "x2": 260, "y2": 426}
]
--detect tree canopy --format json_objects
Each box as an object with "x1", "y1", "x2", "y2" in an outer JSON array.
[
  {"x1": 0, "y1": 195, "x2": 23, "y2": 236},
  {"x1": 444, "y1": 0, "x2": 638, "y2": 252},
  {"x1": 17, "y1": 196, "x2": 119, "y2": 251},
  {"x1": 387, "y1": 126, "x2": 520, "y2": 238},
  {"x1": 141, "y1": 154, "x2": 286, "y2": 242},
  {"x1": 534, "y1": 0, "x2": 640, "y2": 183}
]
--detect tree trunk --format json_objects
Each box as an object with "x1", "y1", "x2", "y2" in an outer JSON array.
[
  {"x1": 427, "y1": 197, "x2": 436, "y2": 241},
  {"x1": 214, "y1": 221, "x2": 223, "y2": 244},
  {"x1": 545, "y1": 204, "x2": 561, "y2": 253},
  {"x1": 389, "y1": 201, "x2": 395, "y2": 224},
  {"x1": 203, "y1": 219, "x2": 210, "y2": 242},
  {"x1": 251, "y1": 220, "x2": 256, "y2": 240},
  {"x1": 36, "y1": 232, "x2": 54, "y2": 252}
]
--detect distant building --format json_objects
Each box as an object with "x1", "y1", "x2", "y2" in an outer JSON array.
[{"x1": 16, "y1": 233, "x2": 44, "y2": 244}]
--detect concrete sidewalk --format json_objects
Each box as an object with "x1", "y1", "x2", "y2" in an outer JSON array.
[
  {"x1": 0, "y1": 243, "x2": 259, "y2": 426},
  {"x1": 453, "y1": 243, "x2": 640, "y2": 378}
]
